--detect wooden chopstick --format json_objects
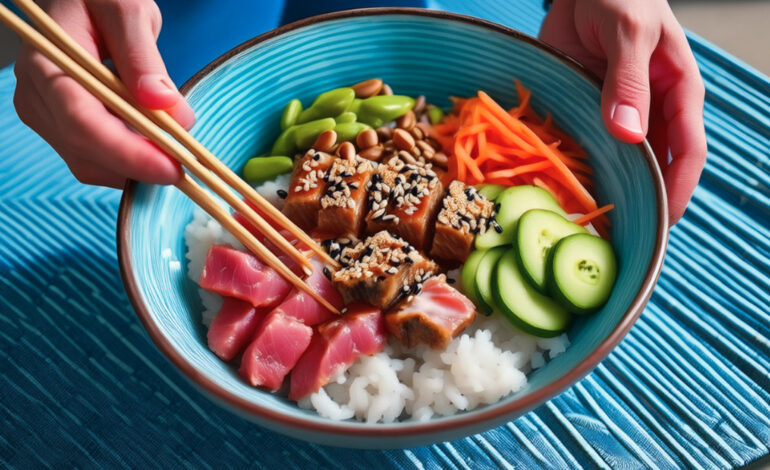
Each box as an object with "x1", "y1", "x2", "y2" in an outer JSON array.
[
  {"x1": 177, "y1": 175, "x2": 340, "y2": 314},
  {"x1": 11, "y1": 0, "x2": 340, "y2": 270},
  {"x1": 0, "y1": 4, "x2": 341, "y2": 315}
]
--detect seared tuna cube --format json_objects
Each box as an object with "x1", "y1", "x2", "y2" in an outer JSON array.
[
  {"x1": 365, "y1": 157, "x2": 443, "y2": 250},
  {"x1": 331, "y1": 231, "x2": 439, "y2": 309},
  {"x1": 317, "y1": 157, "x2": 373, "y2": 238},
  {"x1": 385, "y1": 275, "x2": 476, "y2": 349},
  {"x1": 282, "y1": 150, "x2": 335, "y2": 232},
  {"x1": 430, "y1": 181, "x2": 495, "y2": 263}
]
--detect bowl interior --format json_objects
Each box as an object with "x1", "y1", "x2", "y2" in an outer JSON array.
[{"x1": 125, "y1": 13, "x2": 660, "y2": 432}]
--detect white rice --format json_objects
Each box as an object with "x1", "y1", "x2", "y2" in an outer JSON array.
[{"x1": 184, "y1": 178, "x2": 571, "y2": 422}]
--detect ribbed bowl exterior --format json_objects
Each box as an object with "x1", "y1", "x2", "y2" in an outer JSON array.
[{"x1": 120, "y1": 11, "x2": 665, "y2": 448}]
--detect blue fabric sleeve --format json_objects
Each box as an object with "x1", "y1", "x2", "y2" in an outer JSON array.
[{"x1": 155, "y1": 0, "x2": 427, "y2": 84}]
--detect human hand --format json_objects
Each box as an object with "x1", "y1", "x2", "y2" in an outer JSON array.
[
  {"x1": 13, "y1": 0, "x2": 194, "y2": 188},
  {"x1": 540, "y1": 0, "x2": 707, "y2": 225}
]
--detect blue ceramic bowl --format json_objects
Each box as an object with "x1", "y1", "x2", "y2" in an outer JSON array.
[{"x1": 118, "y1": 9, "x2": 668, "y2": 449}]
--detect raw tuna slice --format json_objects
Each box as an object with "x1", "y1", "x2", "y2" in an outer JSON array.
[
  {"x1": 207, "y1": 298, "x2": 270, "y2": 361},
  {"x1": 239, "y1": 312, "x2": 313, "y2": 390},
  {"x1": 272, "y1": 259, "x2": 343, "y2": 326},
  {"x1": 199, "y1": 244, "x2": 291, "y2": 307},
  {"x1": 385, "y1": 276, "x2": 476, "y2": 349},
  {"x1": 289, "y1": 303, "x2": 386, "y2": 401}
]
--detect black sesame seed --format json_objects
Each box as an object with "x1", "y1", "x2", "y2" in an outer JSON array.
[
  {"x1": 447, "y1": 278, "x2": 456, "y2": 284},
  {"x1": 494, "y1": 223, "x2": 504, "y2": 233},
  {"x1": 313, "y1": 153, "x2": 320, "y2": 161},
  {"x1": 323, "y1": 267, "x2": 331, "y2": 279},
  {"x1": 276, "y1": 189, "x2": 288, "y2": 199}
]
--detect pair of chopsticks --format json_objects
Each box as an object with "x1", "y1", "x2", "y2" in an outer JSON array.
[{"x1": 1, "y1": 0, "x2": 341, "y2": 314}]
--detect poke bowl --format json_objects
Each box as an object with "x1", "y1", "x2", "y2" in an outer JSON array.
[{"x1": 117, "y1": 8, "x2": 668, "y2": 449}]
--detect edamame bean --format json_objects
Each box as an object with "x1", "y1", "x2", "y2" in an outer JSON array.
[
  {"x1": 348, "y1": 98, "x2": 363, "y2": 115},
  {"x1": 296, "y1": 88, "x2": 355, "y2": 124},
  {"x1": 427, "y1": 106, "x2": 446, "y2": 125},
  {"x1": 357, "y1": 95, "x2": 415, "y2": 127},
  {"x1": 294, "y1": 118, "x2": 337, "y2": 149},
  {"x1": 334, "y1": 122, "x2": 372, "y2": 142},
  {"x1": 271, "y1": 126, "x2": 297, "y2": 156},
  {"x1": 335, "y1": 111, "x2": 357, "y2": 124},
  {"x1": 243, "y1": 156, "x2": 294, "y2": 183},
  {"x1": 280, "y1": 99, "x2": 303, "y2": 130}
]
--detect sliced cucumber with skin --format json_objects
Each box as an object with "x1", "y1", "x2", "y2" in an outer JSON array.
[
  {"x1": 473, "y1": 246, "x2": 506, "y2": 315},
  {"x1": 548, "y1": 233, "x2": 617, "y2": 314},
  {"x1": 476, "y1": 184, "x2": 505, "y2": 201},
  {"x1": 475, "y1": 185, "x2": 567, "y2": 250},
  {"x1": 516, "y1": 209, "x2": 588, "y2": 293},
  {"x1": 461, "y1": 250, "x2": 487, "y2": 305},
  {"x1": 493, "y1": 250, "x2": 569, "y2": 337}
]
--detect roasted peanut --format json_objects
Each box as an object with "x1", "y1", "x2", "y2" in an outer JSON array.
[
  {"x1": 413, "y1": 95, "x2": 426, "y2": 114},
  {"x1": 359, "y1": 144, "x2": 385, "y2": 161},
  {"x1": 312, "y1": 129, "x2": 337, "y2": 152},
  {"x1": 356, "y1": 128, "x2": 379, "y2": 149},
  {"x1": 352, "y1": 78, "x2": 383, "y2": 98},
  {"x1": 432, "y1": 151, "x2": 449, "y2": 168},
  {"x1": 376, "y1": 126, "x2": 393, "y2": 141},
  {"x1": 338, "y1": 141, "x2": 356, "y2": 161},
  {"x1": 393, "y1": 128, "x2": 416, "y2": 152},
  {"x1": 380, "y1": 83, "x2": 393, "y2": 96},
  {"x1": 396, "y1": 110, "x2": 416, "y2": 130}
]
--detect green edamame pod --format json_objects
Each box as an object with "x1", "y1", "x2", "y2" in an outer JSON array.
[
  {"x1": 294, "y1": 118, "x2": 337, "y2": 149},
  {"x1": 296, "y1": 88, "x2": 356, "y2": 124},
  {"x1": 243, "y1": 156, "x2": 294, "y2": 183},
  {"x1": 281, "y1": 99, "x2": 303, "y2": 130},
  {"x1": 358, "y1": 95, "x2": 415, "y2": 126},
  {"x1": 271, "y1": 126, "x2": 297, "y2": 156},
  {"x1": 335, "y1": 111, "x2": 357, "y2": 124},
  {"x1": 347, "y1": 98, "x2": 363, "y2": 115},
  {"x1": 334, "y1": 122, "x2": 372, "y2": 142},
  {"x1": 427, "y1": 106, "x2": 446, "y2": 125}
]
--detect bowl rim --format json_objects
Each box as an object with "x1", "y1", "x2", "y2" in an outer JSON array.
[{"x1": 117, "y1": 7, "x2": 669, "y2": 439}]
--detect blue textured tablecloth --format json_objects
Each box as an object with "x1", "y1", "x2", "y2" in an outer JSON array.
[{"x1": 2, "y1": 2, "x2": 770, "y2": 468}]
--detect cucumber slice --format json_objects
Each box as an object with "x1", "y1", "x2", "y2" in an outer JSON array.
[
  {"x1": 461, "y1": 250, "x2": 487, "y2": 305},
  {"x1": 475, "y1": 185, "x2": 566, "y2": 250},
  {"x1": 548, "y1": 233, "x2": 617, "y2": 314},
  {"x1": 516, "y1": 209, "x2": 587, "y2": 293},
  {"x1": 476, "y1": 184, "x2": 505, "y2": 201},
  {"x1": 473, "y1": 246, "x2": 506, "y2": 315},
  {"x1": 493, "y1": 250, "x2": 569, "y2": 337}
]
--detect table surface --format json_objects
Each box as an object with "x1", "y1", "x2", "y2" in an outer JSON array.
[{"x1": 1, "y1": 2, "x2": 769, "y2": 469}]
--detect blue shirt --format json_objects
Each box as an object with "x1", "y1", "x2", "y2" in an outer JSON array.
[{"x1": 156, "y1": 0, "x2": 427, "y2": 84}]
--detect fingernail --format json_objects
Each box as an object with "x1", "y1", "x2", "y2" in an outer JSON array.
[
  {"x1": 137, "y1": 74, "x2": 178, "y2": 97},
  {"x1": 168, "y1": 99, "x2": 196, "y2": 130},
  {"x1": 611, "y1": 104, "x2": 643, "y2": 135}
]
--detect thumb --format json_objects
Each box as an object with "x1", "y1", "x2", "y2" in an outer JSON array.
[
  {"x1": 601, "y1": 40, "x2": 654, "y2": 144},
  {"x1": 88, "y1": 1, "x2": 195, "y2": 129}
]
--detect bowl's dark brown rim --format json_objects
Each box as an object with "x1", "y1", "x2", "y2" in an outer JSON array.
[{"x1": 118, "y1": 7, "x2": 669, "y2": 439}]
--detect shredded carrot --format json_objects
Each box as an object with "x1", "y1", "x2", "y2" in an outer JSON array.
[
  {"x1": 426, "y1": 82, "x2": 612, "y2": 237},
  {"x1": 486, "y1": 161, "x2": 551, "y2": 179},
  {"x1": 573, "y1": 204, "x2": 615, "y2": 226}
]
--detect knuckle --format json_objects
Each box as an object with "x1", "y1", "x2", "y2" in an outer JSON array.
[
  {"x1": 612, "y1": 70, "x2": 649, "y2": 97},
  {"x1": 12, "y1": 89, "x2": 30, "y2": 124}
]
